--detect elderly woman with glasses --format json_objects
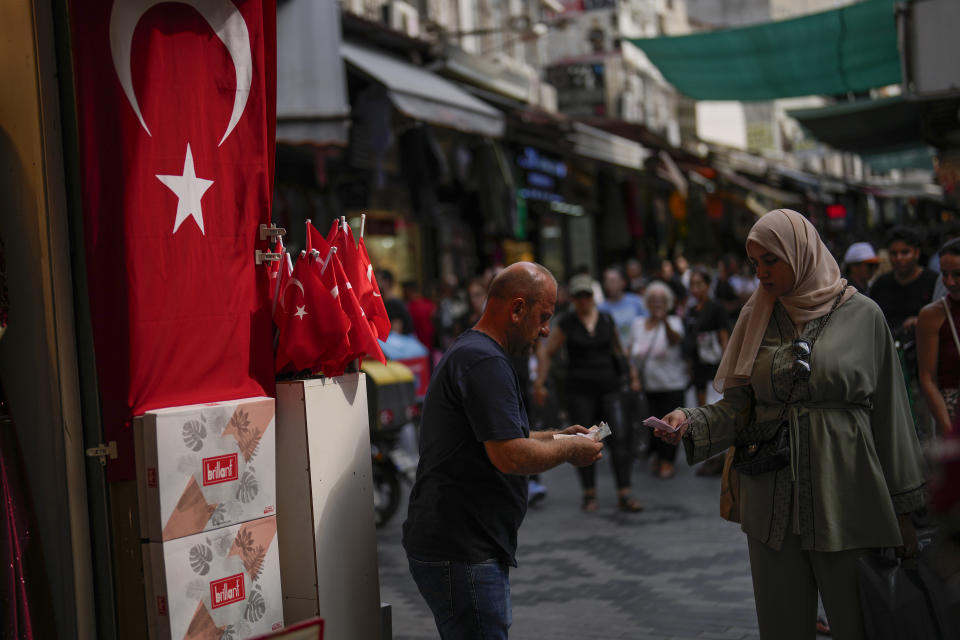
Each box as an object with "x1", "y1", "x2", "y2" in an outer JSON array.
[{"x1": 654, "y1": 209, "x2": 926, "y2": 640}]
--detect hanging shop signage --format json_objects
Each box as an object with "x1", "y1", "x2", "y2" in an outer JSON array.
[
  {"x1": 514, "y1": 149, "x2": 584, "y2": 217},
  {"x1": 515, "y1": 147, "x2": 569, "y2": 204},
  {"x1": 545, "y1": 61, "x2": 607, "y2": 117}
]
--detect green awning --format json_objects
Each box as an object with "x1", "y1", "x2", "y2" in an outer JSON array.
[
  {"x1": 861, "y1": 146, "x2": 935, "y2": 173},
  {"x1": 628, "y1": 0, "x2": 900, "y2": 101},
  {"x1": 786, "y1": 95, "x2": 923, "y2": 154}
]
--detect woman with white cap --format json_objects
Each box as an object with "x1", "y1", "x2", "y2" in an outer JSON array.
[{"x1": 654, "y1": 209, "x2": 926, "y2": 640}]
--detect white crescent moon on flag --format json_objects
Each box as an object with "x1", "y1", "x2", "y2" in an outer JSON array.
[
  {"x1": 280, "y1": 278, "x2": 305, "y2": 313},
  {"x1": 110, "y1": 0, "x2": 253, "y2": 146}
]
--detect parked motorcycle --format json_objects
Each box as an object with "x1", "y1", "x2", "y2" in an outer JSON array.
[
  {"x1": 362, "y1": 358, "x2": 421, "y2": 527},
  {"x1": 370, "y1": 425, "x2": 418, "y2": 527}
]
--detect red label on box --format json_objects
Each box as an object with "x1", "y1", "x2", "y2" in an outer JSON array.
[
  {"x1": 156, "y1": 596, "x2": 167, "y2": 616},
  {"x1": 264, "y1": 505, "x2": 274, "y2": 514},
  {"x1": 202, "y1": 453, "x2": 239, "y2": 486},
  {"x1": 147, "y1": 467, "x2": 158, "y2": 488},
  {"x1": 210, "y1": 573, "x2": 245, "y2": 609}
]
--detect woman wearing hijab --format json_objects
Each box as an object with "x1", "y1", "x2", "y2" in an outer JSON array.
[{"x1": 654, "y1": 209, "x2": 926, "y2": 640}]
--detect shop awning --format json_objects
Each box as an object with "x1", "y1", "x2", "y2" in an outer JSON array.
[
  {"x1": 341, "y1": 42, "x2": 505, "y2": 138},
  {"x1": 568, "y1": 122, "x2": 649, "y2": 170},
  {"x1": 719, "y1": 169, "x2": 804, "y2": 209},
  {"x1": 855, "y1": 181, "x2": 943, "y2": 200},
  {"x1": 276, "y1": 0, "x2": 350, "y2": 145},
  {"x1": 786, "y1": 95, "x2": 926, "y2": 155},
  {"x1": 628, "y1": 0, "x2": 900, "y2": 101}
]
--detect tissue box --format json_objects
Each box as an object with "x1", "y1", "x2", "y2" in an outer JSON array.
[
  {"x1": 135, "y1": 397, "x2": 276, "y2": 541},
  {"x1": 143, "y1": 516, "x2": 283, "y2": 640}
]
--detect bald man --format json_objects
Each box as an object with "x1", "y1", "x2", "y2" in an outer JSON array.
[{"x1": 402, "y1": 262, "x2": 604, "y2": 639}]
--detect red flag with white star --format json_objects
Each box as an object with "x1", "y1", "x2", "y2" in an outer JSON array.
[
  {"x1": 277, "y1": 253, "x2": 351, "y2": 374},
  {"x1": 69, "y1": 0, "x2": 277, "y2": 479}
]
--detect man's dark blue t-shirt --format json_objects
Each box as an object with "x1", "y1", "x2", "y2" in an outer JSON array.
[{"x1": 402, "y1": 330, "x2": 530, "y2": 566}]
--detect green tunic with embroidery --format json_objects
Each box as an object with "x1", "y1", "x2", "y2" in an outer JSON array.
[{"x1": 682, "y1": 292, "x2": 926, "y2": 552}]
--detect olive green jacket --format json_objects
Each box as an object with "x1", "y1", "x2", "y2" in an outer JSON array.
[{"x1": 682, "y1": 293, "x2": 926, "y2": 552}]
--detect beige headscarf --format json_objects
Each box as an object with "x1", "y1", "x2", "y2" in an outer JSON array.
[{"x1": 713, "y1": 209, "x2": 857, "y2": 392}]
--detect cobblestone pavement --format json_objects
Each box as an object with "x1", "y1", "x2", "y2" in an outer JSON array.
[{"x1": 377, "y1": 447, "x2": 764, "y2": 640}]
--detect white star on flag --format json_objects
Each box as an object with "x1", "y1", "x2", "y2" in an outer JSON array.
[
  {"x1": 294, "y1": 305, "x2": 307, "y2": 319},
  {"x1": 156, "y1": 143, "x2": 214, "y2": 235}
]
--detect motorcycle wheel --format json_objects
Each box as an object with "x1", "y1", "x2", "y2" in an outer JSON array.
[{"x1": 373, "y1": 463, "x2": 401, "y2": 528}]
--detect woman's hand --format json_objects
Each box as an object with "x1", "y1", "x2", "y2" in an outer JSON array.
[
  {"x1": 629, "y1": 375, "x2": 642, "y2": 393},
  {"x1": 652, "y1": 409, "x2": 688, "y2": 445},
  {"x1": 896, "y1": 514, "x2": 919, "y2": 558}
]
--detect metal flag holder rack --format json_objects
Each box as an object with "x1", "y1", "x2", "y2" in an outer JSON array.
[{"x1": 255, "y1": 223, "x2": 287, "y2": 265}]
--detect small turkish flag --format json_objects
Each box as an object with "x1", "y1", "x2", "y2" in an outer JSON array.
[
  {"x1": 272, "y1": 248, "x2": 295, "y2": 372},
  {"x1": 277, "y1": 254, "x2": 351, "y2": 373},
  {"x1": 357, "y1": 236, "x2": 391, "y2": 339},
  {"x1": 333, "y1": 224, "x2": 372, "y2": 307},
  {"x1": 69, "y1": 0, "x2": 277, "y2": 479},
  {"x1": 330, "y1": 254, "x2": 387, "y2": 367},
  {"x1": 267, "y1": 236, "x2": 290, "y2": 305},
  {"x1": 308, "y1": 221, "x2": 328, "y2": 258}
]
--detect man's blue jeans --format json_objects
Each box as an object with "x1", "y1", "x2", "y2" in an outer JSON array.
[{"x1": 407, "y1": 555, "x2": 511, "y2": 639}]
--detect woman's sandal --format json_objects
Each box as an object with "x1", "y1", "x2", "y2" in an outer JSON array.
[
  {"x1": 618, "y1": 495, "x2": 644, "y2": 513},
  {"x1": 582, "y1": 494, "x2": 598, "y2": 513}
]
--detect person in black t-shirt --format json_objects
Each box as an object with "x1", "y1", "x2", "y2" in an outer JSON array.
[
  {"x1": 712, "y1": 256, "x2": 742, "y2": 320},
  {"x1": 402, "y1": 262, "x2": 602, "y2": 640},
  {"x1": 869, "y1": 226, "x2": 939, "y2": 337},
  {"x1": 683, "y1": 269, "x2": 731, "y2": 477},
  {"x1": 683, "y1": 269, "x2": 731, "y2": 406},
  {"x1": 869, "y1": 226, "x2": 939, "y2": 442},
  {"x1": 533, "y1": 274, "x2": 643, "y2": 514}
]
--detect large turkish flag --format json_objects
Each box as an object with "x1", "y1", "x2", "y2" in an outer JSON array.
[{"x1": 70, "y1": 0, "x2": 277, "y2": 480}]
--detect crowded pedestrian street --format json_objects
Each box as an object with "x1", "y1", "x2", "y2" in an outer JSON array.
[
  {"x1": 380, "y1": 450, "x2": 765, "y2": 640},
  {"x1": 6, "y1": 0, "x2": 960, "y2": 639}
]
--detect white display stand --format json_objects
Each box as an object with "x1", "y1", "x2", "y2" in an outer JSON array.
[{"x1": 276, "y1": 374, "x2": 381, "y2": 640}]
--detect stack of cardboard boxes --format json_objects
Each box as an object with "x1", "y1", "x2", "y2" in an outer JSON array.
[{"x1": 135, "y1": 397, "x2": 283, "y2": 639}]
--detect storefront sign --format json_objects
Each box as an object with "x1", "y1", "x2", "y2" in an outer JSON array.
[
  {"x1": 516, "y1": 147, "x2": 568, "y2": 204},
  {"x1": 545, "y1": 62, "x2": 607, "y2": 117},
  {"x1": 514, "y1": 147, "x2": 586, "y2": 217},
  {"x1": 517, "y1": 147, "x2": 567, "y2": 177},
  {"x1": 519, "y1": 188, "x2": 564, "y2": 202},
  {"x1": 550, "y1": 201, "x2": 585, "y2": 216}
]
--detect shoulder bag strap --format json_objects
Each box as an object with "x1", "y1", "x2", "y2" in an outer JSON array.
[{"x1": 942, "y1": 297, "x2": 960, "y2": 356}]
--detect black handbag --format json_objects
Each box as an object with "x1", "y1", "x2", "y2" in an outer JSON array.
[{"x1": 732, "y1": 419, "x2": 790, "y2": 476}]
